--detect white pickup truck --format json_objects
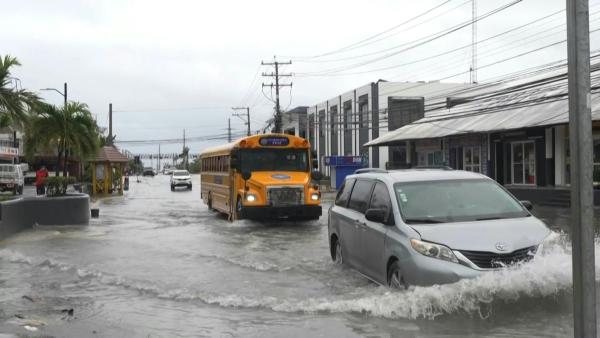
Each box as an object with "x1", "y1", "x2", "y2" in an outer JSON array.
[{"x1": 0, "y1": 164, "x2": 24, "y2": 195}]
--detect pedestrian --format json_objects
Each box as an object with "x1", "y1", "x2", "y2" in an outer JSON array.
[{"x1": 35, "y1": 165, "x2": 48, "y2": 195}]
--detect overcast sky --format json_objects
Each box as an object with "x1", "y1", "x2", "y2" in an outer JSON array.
[{"x1": 3, "y1": 0, "x2": 597, "y2": 165}]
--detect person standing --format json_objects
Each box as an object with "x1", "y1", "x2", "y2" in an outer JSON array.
[{"x1": 35, "y1": 165, "x2": 48, "y2": 195}]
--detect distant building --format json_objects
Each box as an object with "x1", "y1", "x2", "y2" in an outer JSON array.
[
  {"x1": 280, "y1": 106, "x2": 308, "y2": 138},
  {"x1": 305, "y1": 80, "x2": 474, "y2": 176}
]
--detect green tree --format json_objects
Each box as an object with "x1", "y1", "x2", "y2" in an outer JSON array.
[
  {"x1": 0, "y1": 55, "x2": 41, "y2": 129},
  {"x1": 25, "y1": 102, "x2": 100, "y2": 177}
]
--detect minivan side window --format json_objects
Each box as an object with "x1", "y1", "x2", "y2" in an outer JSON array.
[
  {"x1": 369, "y1": 182, "x2": 393, "y2": 224},
  {"x1": 335, "y1": 178, "x2": 355, "y2": 207},
  {"x1": 347, "y1": 180, "x2": 374, "y2": 214}
]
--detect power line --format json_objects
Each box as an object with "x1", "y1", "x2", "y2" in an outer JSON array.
[
  {"x1": 113, "y1": 106, "x2": 230, "y2": 113},
  {"x1": 288, "y1": 0, "x2": 456, "y2": 60},
  {"x1": 295, "y1": 0, "x2": 522, "y2": 76}
]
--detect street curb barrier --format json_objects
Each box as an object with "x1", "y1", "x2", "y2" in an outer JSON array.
[{"x1": 0, "y1": 194, "x2": 90, "y2": 240}]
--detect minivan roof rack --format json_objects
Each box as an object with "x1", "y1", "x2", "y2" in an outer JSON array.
[
  {"x1": 354, "y1": 168, "x2": 387, "y2": 174},
  {"x1": 413, "y1": 165, "x2": 453, "y2": 170}
]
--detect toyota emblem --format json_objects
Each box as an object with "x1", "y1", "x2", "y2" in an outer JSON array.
[{"x1": 495, "y1": 242, "x2": 508, "y2": 251}]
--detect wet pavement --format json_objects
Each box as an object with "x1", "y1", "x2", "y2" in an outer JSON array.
[{"x1": 0, "y1": 175, "x2": 599, "y2": 337}]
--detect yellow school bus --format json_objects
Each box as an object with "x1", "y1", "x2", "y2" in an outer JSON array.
[{"x1": 200, "y1": 134, "x2": 322, "y2": 220}]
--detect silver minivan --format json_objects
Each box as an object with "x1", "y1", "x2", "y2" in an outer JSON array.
[{"x1": 328, "y1": 169, "x2": 552, "y2": 288}]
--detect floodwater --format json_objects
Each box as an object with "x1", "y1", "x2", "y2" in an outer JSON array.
[{"x1": 0, "y1": 175, "x2": 599, "y2": 337}]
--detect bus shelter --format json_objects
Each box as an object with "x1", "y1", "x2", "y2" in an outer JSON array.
[{"x1": 90, "y1": 146, "x2": 129, "y2": 196}]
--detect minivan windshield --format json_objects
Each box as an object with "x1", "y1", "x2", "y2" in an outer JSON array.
[{"x1": 394, "y1": 179, "x2": 528, "y2": 224}]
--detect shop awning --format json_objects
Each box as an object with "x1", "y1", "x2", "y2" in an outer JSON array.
[{"x1": 366, "y1": 61, "x2": 600, "y2": 146}]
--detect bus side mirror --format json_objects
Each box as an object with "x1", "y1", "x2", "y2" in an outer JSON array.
[
  {"x1": 242, "y1": 171, "x2": 251, "y2": 181},
  {"x1": 230, "y1": 157, "x2": 239, "y2": 170},
  {"x1": 311, "y1": 170, "x2": 322, "y2": 181},
  {"x1": 312, "y1": 159, "x2": 318, "y2": 169}
]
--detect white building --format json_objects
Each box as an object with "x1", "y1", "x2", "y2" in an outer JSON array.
[{"x1": 306, "y1": 80, "x2": 473, "y2": 176}]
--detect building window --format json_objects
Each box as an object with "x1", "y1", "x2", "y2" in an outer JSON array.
[
  {"x1": 463, "y1": 146, "x2": 481, "y2": 173},
  {"x1": 418, "y1": 150, "x2": 443, "y2": 166},
  {"x1": 511, "y1": 141, "x2": 536, "y2": 185}
]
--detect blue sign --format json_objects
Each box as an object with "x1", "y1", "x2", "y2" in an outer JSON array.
[
  {"x1": 324, "y1": 156, "x2": 368, "y2": 167},
  {"x1": 271, "y1": 174, "x2": 290, "y2": 180},
  {"x1": 259, "y1": 137, "x2": 289, "y2": 146}
]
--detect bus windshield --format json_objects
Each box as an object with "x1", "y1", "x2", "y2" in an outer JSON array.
[{"x1": 239, "y1": 149, "x2": 308, "y2": 172}]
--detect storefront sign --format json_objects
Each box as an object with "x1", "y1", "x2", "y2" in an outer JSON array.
[
  {"x1": 324, "y1": 156, "x2": 367, "y2": 166},
  {"x1": 0, "y1": 146, "x2": 18, "y2": 158}
]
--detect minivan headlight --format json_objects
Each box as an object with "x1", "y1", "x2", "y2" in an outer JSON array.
[
  {"x1": 536, "y1": 231, "x2": 561, "y2": 256},
  {"x1": 410, "y1": 239, "x2": 458, "y2": 264}
]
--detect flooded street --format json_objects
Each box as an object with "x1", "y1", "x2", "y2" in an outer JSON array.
[{"x1": 0, "y1": 175, "x2": 598, "y2": 337}]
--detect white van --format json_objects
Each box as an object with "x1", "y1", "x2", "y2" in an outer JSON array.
[{"x1": 0, "y1": 164, "x2": 24, "y2": 195}]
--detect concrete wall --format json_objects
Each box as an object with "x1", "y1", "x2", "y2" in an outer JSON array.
[{"x1": 0, "y1": 194, "x2": 90, "y2": 240}]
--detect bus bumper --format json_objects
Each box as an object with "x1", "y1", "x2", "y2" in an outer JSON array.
[{"x1": 242, "y1": 205, "x2": 322, "y2": 220}]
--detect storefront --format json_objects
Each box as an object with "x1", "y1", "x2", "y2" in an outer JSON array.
[
  {"x1": 446, "y1": 134, "x2": 488, "y2": 175},
  {"x1": 489, "y1": 127, "x2": 548, "y2": 187},
  {"x1": 415, "y1": 139, "x2": 444, "y2": 166}
]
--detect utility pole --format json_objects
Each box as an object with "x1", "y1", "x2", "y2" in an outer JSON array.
[
  {"x1": 470, "y1": 0, "x2": 477, "y2": 84},
  {"x1": 158, "y1": 144, "x2": 161, "y2": 173},
  {"x1": 109, "y1": 103, "x2": 113, "y2": 145},
  {"x1": 566, "y1": 0, "x2": 596, "y2": 337},
  {"x1": 228, "y1": 118, "x2": 232, "y2": 142},
  {"x1": 262, "y1": 58, "x2": 292, "y2": 133},
  {"x1": 183, "y1": 128, "x2": 188, "y2": 170},
  {"x1": 232, "y1": 107, "x2": 251, "y2": 136}
]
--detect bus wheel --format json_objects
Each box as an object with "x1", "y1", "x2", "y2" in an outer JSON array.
[
  {"x1": 236, "y1": 196, "x2": 244, "y2": 220},
  {"x1": 207, "y1": 194, "x2": 215, "y2": 211}
]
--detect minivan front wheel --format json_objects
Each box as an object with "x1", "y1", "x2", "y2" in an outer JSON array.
[
  {"x1": 333, "y1": 239, "x2": 343, "y2": 265},
  {"x1": 387, "y1": 261, "x2": 407, "y2": 290}
]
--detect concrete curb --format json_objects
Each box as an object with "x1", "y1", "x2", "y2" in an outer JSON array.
[{"x1": 0, "y1": 194, "x2": 90, "y2": 240}]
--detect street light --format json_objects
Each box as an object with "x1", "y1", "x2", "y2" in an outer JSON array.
[
  {"x1": 40, "y1": 82, "x2": 67, "y2": 108},
  {"x1": 41, "y1": 82, "x2": 68, "y2": 176}
]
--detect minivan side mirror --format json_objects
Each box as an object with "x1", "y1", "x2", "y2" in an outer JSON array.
[
  {"x1": 365, "y1": 208, "x2": 387, "y2": 224},
  {"x1": 521, "y1": 200, "x2": 533, "y2": 211}
]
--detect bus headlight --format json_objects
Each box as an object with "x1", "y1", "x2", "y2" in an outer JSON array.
[
  {"x1": 246, "y1": 194, "x2": 256, "y2": 202},
  {"x1": 310, "y1": 193, "x2": 320, "y2": 201}
]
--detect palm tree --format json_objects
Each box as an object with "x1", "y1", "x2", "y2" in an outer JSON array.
[
  {"x1": 25, "y1": 102, "x2": 100, "y2": 177},
  {"x1": 0, "y1": 55, "x2": 40, "y2": 129}
]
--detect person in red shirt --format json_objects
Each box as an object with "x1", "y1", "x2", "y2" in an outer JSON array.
[{"x1": 35, "y1": 165, "x2": 48, "y2": 195}]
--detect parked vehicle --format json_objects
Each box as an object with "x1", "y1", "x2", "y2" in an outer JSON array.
[
  {"x1": 142, "y1": 167, "x2": 155, "y2": 177},
  {"x1": 0, "y1": 164, "x2": 24, "y2": 195},
  {"x1": 163, "y1": 166, "x2": 173, "y2": 175},
  {"x1": 170, "y1": 170, "x2": 192, "y2": 191},
  {"x1": 199, "y1": 134, "x2": 322, "y2": 220},
  {"x1": 328, "y1": 168, "x2": 553, "y2": 288}
]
